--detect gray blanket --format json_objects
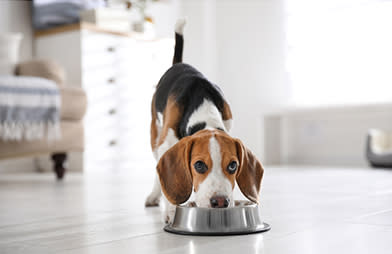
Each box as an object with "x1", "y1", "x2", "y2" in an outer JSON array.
[{"x1": 0, "y1": 76, "x2": 61, "y2": 141}]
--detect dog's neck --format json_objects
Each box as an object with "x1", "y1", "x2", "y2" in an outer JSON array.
[{"x1": 182, "y1": 99, "x2": 227, "y2": 137}]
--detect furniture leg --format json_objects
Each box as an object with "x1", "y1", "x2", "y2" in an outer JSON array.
[{"x1": 51, "y1": 153, "x2": 67, "y2": 180}]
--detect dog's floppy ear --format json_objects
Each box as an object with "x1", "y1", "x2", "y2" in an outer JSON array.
[
  {"x1": 235, "y1": 139, "x2": 264, "y2": 203},
  {"x1": 157, "y1": 136, "x2": 193, "y2": 205}
]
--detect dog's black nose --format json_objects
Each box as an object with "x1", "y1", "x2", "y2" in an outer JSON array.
[{"x1": 210, "y1": 195, "x2": 230, "y2": 208}]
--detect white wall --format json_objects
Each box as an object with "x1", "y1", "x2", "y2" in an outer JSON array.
[
  {"x1": 0, "y1": 0, "x2": 33, "y2": 61},
  {"x1": 180, "y1": 0, "x2": 290, "y2": 159},
  {"x1": 149, "y1": 0, "x2": 181, "y2": 38},
  {"x1": 179, "y1": 0, "x2": 218, "y2": 82},
  {"x1": 263, "y1": 103, "x2": 392, "y2": 166}
]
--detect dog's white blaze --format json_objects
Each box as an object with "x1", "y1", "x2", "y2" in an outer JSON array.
[
  {"x1": 194, "y1": 136, "x2": 234, "y2": 207},
  {"x1": 186, "y1": 99, "x2": 226, "y2": 133}
]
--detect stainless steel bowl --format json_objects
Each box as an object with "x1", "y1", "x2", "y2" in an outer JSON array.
[{"x1": 164, "y1": 200, "x2": 270, "y2": 236}]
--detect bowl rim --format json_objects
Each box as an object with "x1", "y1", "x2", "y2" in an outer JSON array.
[
  {"x1": 164, "y1": 222, "x2": 271, "y2": 236},
  {"x1": 177, "y1": 200, "x2": 257, "y2": 211}
]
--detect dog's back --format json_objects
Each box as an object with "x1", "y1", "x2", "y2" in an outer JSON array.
[
  {"x1": 150, "y1": 19, "x2": 232, "y2": 156},
  {"x1": 155, "y1": 63, "x2": 228, "y2": 138},
  {"x1": 152, "y1": 20, "x2": 232, "y2": 142}
]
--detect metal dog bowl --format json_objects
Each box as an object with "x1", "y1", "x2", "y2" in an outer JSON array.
[{"x1": 164, "y1": 200, "x2": 271, "y2": 236}]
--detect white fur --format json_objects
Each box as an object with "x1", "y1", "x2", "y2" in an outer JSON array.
[
  {"x1": 194, "y1": 136, "x2": 234, "y2": 207},
  {"x1": 157, "y1": 128, "x2": 178, "y2": 160},
  {"x1": 223, "y1": 119, "x2": 232, "y2": 132},
  {"x1": 157, "y1": 112, "x2": 163, "y2": 125},
  {"x1": 145, "y1": 174, "x2": 162, "y2": 206},
  {"x1": 175, "y1": 18, "x2": 186, "y2": 35},
  {"x1": 146, "y1": 128, "x2": 178, "y2": 222},
  {"x1": 186, "y1": 99, "x2": 226, "y2": 133},
  {"x1": 156, "y1": 128, "x2": 180, "y2": 223},
  {"x1": 152, "y1": 113, "x2": 163, "y2": 160}
]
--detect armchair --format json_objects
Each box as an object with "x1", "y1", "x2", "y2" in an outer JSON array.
[{"x1": 0, "y1": 59, "x2": 87, "y2": 179}]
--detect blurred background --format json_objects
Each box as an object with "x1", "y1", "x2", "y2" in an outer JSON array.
[
  {"x1": 1, "y1": 1, "x2": 392, "y2": 253},
  {"x1": 0, "y1": 0, "x2": 392, "y2": 175}
]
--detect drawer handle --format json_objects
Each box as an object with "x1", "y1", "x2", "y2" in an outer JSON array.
[
  {"x1": 109, "y1": 140, "x2": 117, "y2": 146},
  {"x1": 108, "y1": 78, "x2": 116, "y2": 84},
  {"x1": 107, "y1": 46, "x2": 116, "y2": 52},
  {"x1": 108, "y1": 108, "x2": 116, "y2": 115}
]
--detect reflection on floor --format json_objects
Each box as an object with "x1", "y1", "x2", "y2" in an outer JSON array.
[{"x1": 1, "y1": 165, "x2": 392, "y2": 253}]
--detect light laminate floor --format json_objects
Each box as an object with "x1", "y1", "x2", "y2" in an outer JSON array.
[{"x1": 1, "y1": 165, "x2": 392, "y2": 253}]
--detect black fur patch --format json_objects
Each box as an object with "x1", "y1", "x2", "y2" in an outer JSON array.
[
  {"x1": 173, "y1": 33, "x2": 183, "y2": 65},
  {"x1": 187, "y1": 122, "x2": 207, "y2": 136},
  {"x1": 154, "y1": 63, "x2": 227, "y2": 139}
]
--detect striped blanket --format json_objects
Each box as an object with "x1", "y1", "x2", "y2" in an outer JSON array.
[{"x1": 0, "y1": 76, "x2": 61, "y2": 141}]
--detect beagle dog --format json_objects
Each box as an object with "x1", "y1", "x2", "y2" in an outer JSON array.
[{"x1": 145, "y1": 19, "x2": 264, "y2": 224}]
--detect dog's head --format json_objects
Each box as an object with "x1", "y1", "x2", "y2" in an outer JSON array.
[{"x1": 157, "y1": 129, "x2": 264, "y2": 208}]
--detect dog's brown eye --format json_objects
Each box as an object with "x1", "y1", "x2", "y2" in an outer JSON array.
[
  {"x1": 227, "y1": 161, "x2": 238, "y2": 174},
  {"x1": 194, "y1": 161, "x2": 208, "y2": 174}
]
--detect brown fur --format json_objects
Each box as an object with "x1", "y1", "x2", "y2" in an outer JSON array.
[
  {"x1": 157, "y1": 96, "x2": 182, "y2": 147},
  {"x1": 156, "y1": 136, "x2": 193, "y2": 204},
  {"x1": 150, "y1": 95, "x2": 183, "y2": 152},
  {"x1": 222, "y1": 101, "x2": 233, "y2": 120},
  {"x1": 152, "y1": 87, "x2": 263, "y2": 205},
  {"x1": 150, "y1": 94, "x2": 158, "y2": 151},
  {"x1": 235, "y1": 139, "x2": 264, "y2": 203},
  {"x1": 157, "y1": 128, "x2": 264, "y2": 205}
]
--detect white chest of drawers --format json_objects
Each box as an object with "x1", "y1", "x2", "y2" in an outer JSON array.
[{"x1": 35, "y1": 23, "x2": 173, "y2": 171}]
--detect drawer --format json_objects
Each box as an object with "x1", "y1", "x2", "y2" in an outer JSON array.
[
  {"x1": 85, "y1": 133, "x2": 118, "y2": 148},
  {"x1": 82, "y1": 51, "x2": 117, "y2": 70},
  {"x1": 81, "y1": 35, "x2": 135, "y2": 70},
  {"x1": 85, "y1": 147, "x2": 119, "y2": 165},
  {"x1": 85, "y1": 100, "x2": 118, "y2": 120},
  {"x1": 85, "y1": 132, "x2": 119, "y2": 151},
  {"x1": 81, "y1": 31, "x2": 133, "y2": 54},
  {"x1": 82, "y1": 55, "x2": 134, "y2": 75},
  {"x1": 82, "y1": 67, "x2": 117, "y2": 87},
  {"x1": 84, "y1": 115, "x2": 118, "y2": 132},
  {"x1": 83, "y1": 68, "x2": 135, "y2": 88},
  {"x1": 84, "y1": 115, "x2": 118, "y2": 133},
  {"x1": 86, "y1": 84, "x2": 117, "y2": 104},
  {"x1": 116, "y1": 90, "x2": 153, "y2": 103},
  {"x1": 115, "y1": 144, "x2": 152, "y2": 161}
]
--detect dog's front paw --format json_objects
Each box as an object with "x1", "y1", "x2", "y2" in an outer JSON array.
[
  {"x1": 163, "y1": 205, "x2": 176, "y2": 224},
  {"x1": 145, "y1": 194, "x2": 160, "y2": 207}
]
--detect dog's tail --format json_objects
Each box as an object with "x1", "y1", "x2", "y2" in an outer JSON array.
[{"x1": 173, "y1": 18, "x2": 186, "y2": 65}]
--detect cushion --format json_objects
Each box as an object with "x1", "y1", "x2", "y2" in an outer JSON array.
[
  {"x1": 60, "y1": 86, "x2": 87, "y2": 121},
  {"x1": 0, "y1": 33, "x2": 22, "y2": 75},
  {"x1": 15, "y1": 59, "x2": 66, "y2": 86}
]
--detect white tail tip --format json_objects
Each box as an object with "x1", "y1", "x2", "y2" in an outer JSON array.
[{"x1": 175, "y1": 18, "x2": 186, "y2": 35}]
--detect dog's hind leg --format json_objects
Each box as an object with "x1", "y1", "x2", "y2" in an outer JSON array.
[{"x1": 146, "y1": 95, "x2": 163, "y2": 207}]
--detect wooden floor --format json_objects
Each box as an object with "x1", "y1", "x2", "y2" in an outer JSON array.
[{"x1": 1, "y1": 165, "x2": 392, "y2": 253}]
